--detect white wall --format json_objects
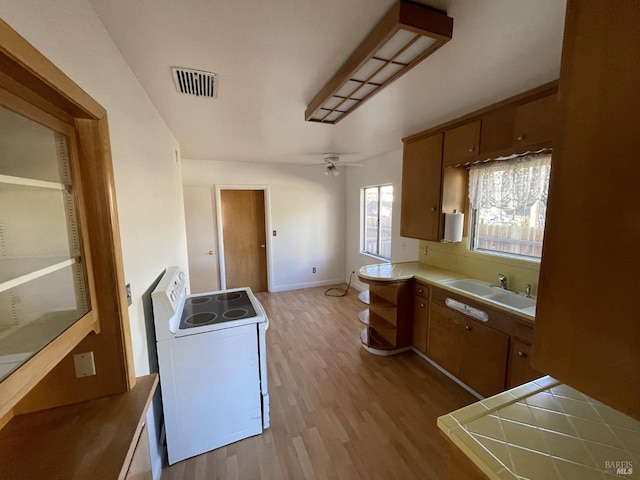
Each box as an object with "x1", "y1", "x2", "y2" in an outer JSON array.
[
  {"x1": 0, "y1": 2, "x2": 189, "y2": 477},
  {"x1": 182, "y1": 159, "x2": 346, "y2": 292},
  {"x1": 346, "y1": 148, "x2": 419, "y2": 291}
]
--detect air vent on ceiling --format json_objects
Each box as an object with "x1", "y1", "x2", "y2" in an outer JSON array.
[{"x1": 172, "y1": 67, "x2": 218, "y2": 98}]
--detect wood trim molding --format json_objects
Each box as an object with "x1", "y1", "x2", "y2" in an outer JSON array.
[
  {"x1": 0, "y1": 18, "x2": 105, "y2": 120},
  {"x1": 0, "y1": 17, "x2": 135, "y2": 420}
]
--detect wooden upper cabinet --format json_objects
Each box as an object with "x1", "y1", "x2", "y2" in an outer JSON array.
[
  {"x1": 512, "y1": 94, "x2": 558, "y2": 149},
  {"x1": 400, "y1": 134, "x2": 443, "y2": 241},
  {"x1": 443, "y1": 120, "x2": 481, "y2": 167},
  {"x1": 532, "y1": 0, "x2": 640, "y2": 420},
  {"x1": 479, "y1": 105, "x2": 516, "y2": 155}
]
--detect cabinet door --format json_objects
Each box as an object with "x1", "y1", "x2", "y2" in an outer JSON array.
[
  {"x1": 479, "y1": 105, "x2": 516, "y2": 155},
  {"x1": 459, "y1": 319, "x2": 509, "y2": 397},
  {"x1": 400, "y1": 134, "x2": 443, "y2": 241},
  {"x1": 413, "y1": 296, "x2": 429, "y2": 354},
  {"x1": 512, "y1": 94, "x2": 558, "y2": 149},
  {"x1": 427, "y1": 303, "x2": 461, "y2": 376},
  {"x1": 443, "y1": 121, "x2": 481, "y2": 167},
  {"x1": 533, "y1": 0, "x2": 640, "y2": 420},
  {"x1": 507, "y1": 340, "x2": 542, "y2": 389}
]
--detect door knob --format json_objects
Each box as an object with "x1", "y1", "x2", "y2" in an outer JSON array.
[{"x1": 261, "y1": 244, "x2": 265, "y2": 248}]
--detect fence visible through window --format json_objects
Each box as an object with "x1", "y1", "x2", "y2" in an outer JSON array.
[{"x1": 362, "y1": 185, "x2": 393, "y2": 260}]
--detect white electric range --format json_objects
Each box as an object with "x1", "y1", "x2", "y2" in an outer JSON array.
[{"x1": 151, "y1": 267, "x2": 269, "y2": 465}]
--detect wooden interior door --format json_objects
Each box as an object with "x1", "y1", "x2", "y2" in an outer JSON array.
[{"x1": 220, "y1": 189, "x2": 268, "y2": 292}]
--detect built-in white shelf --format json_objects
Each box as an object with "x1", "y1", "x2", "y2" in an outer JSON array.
[
  {"x1": 0, "y1": 257, "x2": 78, "y2": 293},
  {"x1": 0, "y1": 174, "x2": 66, "y2": 191}
]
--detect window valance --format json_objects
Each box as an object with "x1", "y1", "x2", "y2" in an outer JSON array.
[{"x1": 468, "y1": 152, "x2": 552, "y2": 211}]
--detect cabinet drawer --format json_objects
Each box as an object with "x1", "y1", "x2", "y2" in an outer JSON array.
[
  {"x1": 507, "y1": 339, "x2": 543, "y2": 388},
  {"x1": 413, "y1": 297, "x2": 429, "y2": 354},
  {"x1": 513, "y1": 322, "x2": 534, "y2": 343},
  {"x1": 414, "y1": 283, "x2": 429, "y2": 299}
]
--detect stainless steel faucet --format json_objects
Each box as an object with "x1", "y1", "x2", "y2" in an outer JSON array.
[{"x1": 498, "y1": 273, "x2": 508, "y2": 290}]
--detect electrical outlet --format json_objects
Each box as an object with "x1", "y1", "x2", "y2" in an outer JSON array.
[
  {"x1": 312, "y1": 267, "x2": 316, "y2": 273},
  {"x1": 126, "y1": 283, "x2": 132, "y2": 306},
  {"x1": 272, "y1": 230, "x2": 277, "y2": 237},
  {"x1": 73, "y1": 352, "x2": 96, "y2": 377},
  {"x1": 423, "y1": 245, "x2": 430, "y2": 255}
]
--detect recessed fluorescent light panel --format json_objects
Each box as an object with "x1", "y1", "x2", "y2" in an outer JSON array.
[
  {"x1": 305, "y1": 0, "x2": 453, "y2": 124},
  {"x1": 172, "y1": 67, "x2": 218, "y2": 98}
]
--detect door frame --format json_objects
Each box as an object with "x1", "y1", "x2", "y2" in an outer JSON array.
[{"x1": 215, "y1": 185, "x2": 272, "y2": 291}]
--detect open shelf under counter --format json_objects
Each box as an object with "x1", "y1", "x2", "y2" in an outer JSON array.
[{"x1": 357, "y1": 308, "x2": 395, "y2": 331}]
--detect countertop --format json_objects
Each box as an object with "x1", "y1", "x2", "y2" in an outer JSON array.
[
  {"x1": 357, "y1": 262, "x2": 534, "y2": 322},
  {"x1": 0, "y1": 374, "x2": 158, "y2": 479},
  {"x1": 438, "y1": 376, "x2": 640, "y2": 479}
]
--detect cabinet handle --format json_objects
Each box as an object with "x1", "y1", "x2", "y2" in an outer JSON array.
[
  {"x1": 517, "y1": 351, "x2": 528, "y2": 358},
  {"x1": 418, "y1": 288, "x2": 424, "y2": 293},
  {"x1": 430, "y1": 207, "x2": 437, "y2": 212},
  {"x1": 468, "y1": 146, "x2": 475, "y2": 153},
  {"x1": 465, "y1": 325, "x2": 472, "y2": 331},
  {"x1": 420, "y1": 303, "x2": 425, "y2": 308},
  {"x1": 516, "y1": 134, "x2": 525, "y2": 141}
]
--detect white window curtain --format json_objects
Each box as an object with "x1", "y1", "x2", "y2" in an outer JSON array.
[{"x1": 468, "y1": 152, "x2": 552, "y2": 210}]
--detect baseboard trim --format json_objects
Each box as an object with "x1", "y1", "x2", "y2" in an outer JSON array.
[{"x1": 269, "y1": 278, "x2": 352, "y2": 293}]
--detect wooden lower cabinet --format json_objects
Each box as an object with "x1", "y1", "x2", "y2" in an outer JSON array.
[
  {"x1": 428, "y1": 304, "x2": 462, "y2": 375},
  {"x1": 428, "y1": 294, "x2": 509, "y2": 397},
  {"x1": 445, "y1": 439, "x2": 490, "y2": 480},
  {"x1": 412, "y1": 283, "x2": 430, "y2": 354},
  {"x1": 507, "y1": 339, "x2": 541, "y2": 388},
  {"x1": 460, "y1": 318, "x2": 510, "y2": 397}
]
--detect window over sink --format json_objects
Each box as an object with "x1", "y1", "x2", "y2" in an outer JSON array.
[
  {"x1": 468, "y1": 152, "x2": 551, "y2": 260},
  {"x1": 361, "y1": 184, "x2": 393, "y2": 260}
]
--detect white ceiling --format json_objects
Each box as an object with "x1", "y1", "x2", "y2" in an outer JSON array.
[{"x1": 88, "y1": 0, "x2": 567, "y2": 166}]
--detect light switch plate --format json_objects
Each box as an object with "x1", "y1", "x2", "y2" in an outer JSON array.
[{"x1": 73, "y1": 352, "x2": 96, "y2": 377}]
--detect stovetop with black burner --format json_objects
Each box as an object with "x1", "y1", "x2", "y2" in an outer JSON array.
[{"x1": 179, "y1": 290, "x2": 258, "y2": 329}]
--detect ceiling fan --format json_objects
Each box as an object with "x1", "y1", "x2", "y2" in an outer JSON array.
[{"x1": 313, "y1": 153, "x2": 363, "y2": 177}]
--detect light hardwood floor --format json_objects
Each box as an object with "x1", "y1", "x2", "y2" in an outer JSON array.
[{"x1": 162, "y1": 285, "x2": 476, "y2": 479}]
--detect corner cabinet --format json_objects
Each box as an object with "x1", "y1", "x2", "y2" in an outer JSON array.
[{"x1": 532, "y1": 0, "x2": 640, "y2": 420}]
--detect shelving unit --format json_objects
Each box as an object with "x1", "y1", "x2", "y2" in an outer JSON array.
[
  {"x1": 0, "y1": 111, "x2": 90, "y2": 385},
  {"x1": 356, "y1": 278, "x2": 413, "y2": 355}
]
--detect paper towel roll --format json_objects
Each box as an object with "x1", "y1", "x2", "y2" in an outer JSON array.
[{"x1": 443, "y1": 212, "x2": 464, "y2": 242}]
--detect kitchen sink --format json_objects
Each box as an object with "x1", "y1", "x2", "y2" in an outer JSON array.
[
  {"x1": 441, "y1": 279, "x2": 497, "y2": 297},
  {"x1": 486, "y1": 290, "x2": 536, "y2": 310},
  {"x1": 441, "y1": 278, "x2": 536, "y2": 314}
]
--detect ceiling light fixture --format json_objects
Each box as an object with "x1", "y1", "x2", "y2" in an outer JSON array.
[
  {"x1": 305, "y1": 0, "x2": 453, "y2": 125},
  {"x1": 324, "y1": 164, "x2": 340, "y2": 177}
]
